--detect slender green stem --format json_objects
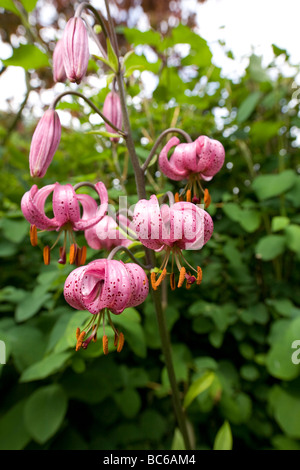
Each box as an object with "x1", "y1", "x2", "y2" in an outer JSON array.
[
  {"x1": 51, "y1": 90, "x2": 126, "y2": 136},
  {"x1": 103, "y1": 0, "x2": 192, "y2": 451}
]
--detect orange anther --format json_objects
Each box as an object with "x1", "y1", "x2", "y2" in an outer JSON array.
[
  {"x1": 76, "y1": 245, "x2": 87, "y2": 266},
  {"x1": 204, "y1": 189, "x2": 211, "y2": 208},
  {"x1": 92, "y1": 324, "x2": 97, "y2": 342},
  {"x1": 186, "y1": 189, "x2": 192, "y2": 202},
  {"x1": 117, "y1": 332, "x2": 125, "y2": 353},
  {"x1": 177, "y1": 267, "x2": 186, "y2": 288},
  {"x1": 155, "y1": 268, "x2": 167, "y2": 288},
  {"x1": 43, "y1": 245, "x2": 50, "y2": 265},
  {"x1": 175, "y1": 192, "x2": 180, "y2": 203},
  {"x1": 69, "y1": 243, "x2": 78, "y2": 265},
  {"x1": 76, "y1": 327, "x2": 80, "y2": 340},
  {"x1": 103, "y1": 335, "x2": 109, "y2": 355},
  {"x1": 197, "y1": 266, "x2": 203, "y2": 285},
  {"x1": 30, "y1": 225, "x2": 38, "y2": 247},
  {"x1": 151, "y1": 271, "x2": 157, "y2": 290}
]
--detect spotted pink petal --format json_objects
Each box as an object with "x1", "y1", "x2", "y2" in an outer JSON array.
[
  {"x1": 196, "y1": 136, "x2": 225, "y2": 178},
  {"x1": 79, "y1": 259, "x2": 132, "y2": 315},
  {"x1": 52, "y1": 183, "x2": 80, "y2": 227},
  {"x1": 21, "y1": 184, "x2": 57, "y2": 230},
  {"x1": 158, "y1": 136, "x2": 189, "y2": 181},
  {"x1": 122, "y1": 262, "x2": 149, "y2": 308},
  {"x1": 84, "y1": 215, "x2": 132, "y2": 251},
  {"x1": 73, "y1": 182, "x2": 108, "y2": 231},
  {"x1": 133, "y1": 195, "x2": 164, "y2": 251},
  {"x1": 169, "y1": 140, "x2": 199, "y2": 173},
  {"x1": 64, "y1": 265, "x2": 88, "y2": 310}
]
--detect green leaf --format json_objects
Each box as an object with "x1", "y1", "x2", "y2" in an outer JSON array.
[
  {"x1": 86, "y1": 129, "x2": 120, "y2": 139},
  {"x1": 3, "y1": 44, "x2": 49, "y2": 70},
  {"x1": 285, "y1": 224, "x2": 300, "y2": 253},
  {"x1": 2, "y1": 219, "x2": 28, "y2": 243},
  {"x1": 21, "y1": 0, "x2": 38, "y2": 12},
  {"x1": 15, "y1": 286, "x2": 51, "y2": 322},
  {"x1": 19, "y1": 352, "x2": 71, "y2": 382},
  {"x1": 255, "y1": 235, "x2": 286, "y2": 261},
  {"x1": 272, "y1": 216, "x2": 290, "y2": 232},
  {"x1": 106, "y1": 38, "x2": 119, "y2": 73},
  {"x1": 236, "y1": 91, "x2": 261, "y2": 123},
  {"x1": 269, "y1": 384, "x2": 300, "y2": 438},
  {"x1": 114, "y1": 388, "x2": 141, "y2": 419},
  {"x1": 0, "y1": 400, "x2": 31, "y2": 450},
  {"x1": 171, "y1": 428, "x2": 185, "y2": 451},
  {"x1": 124, "y1": 27, "x2": 161, "y2": 48},
  {"x1": 252, "y1": 170, "x2": 297, "y2": 200},
  {"x1": 24, "y1": 385, "x2": 68, "y2": 444},
  {"x1": 0, "y1": 0, "x2": 21, "y2": 16},
  {"x1": 183, "y1": 371, "x2": 215, "y2": 409},
  {"x1": 213, "y1": 421, "x2": 233, "y2": 450}
]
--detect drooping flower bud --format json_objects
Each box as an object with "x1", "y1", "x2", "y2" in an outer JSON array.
[
  {"x1": 29, "y1": 108, "x2": 61, "y2": 178},
  {"x1": 63, "y1": 17, "x2": 89, "y2": 84},
  {"x1": 103, "y1": 91, "x2": 123, "y2": 142},
  {"x1": 52, "y1": 39, "x2": 67, "y2": 83}
]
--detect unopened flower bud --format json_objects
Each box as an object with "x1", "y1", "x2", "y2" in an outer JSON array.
[
  {"x1": 63, "y1": 17, "x2": 89, "y2": 84},
  {"x1": 103, "y1": 91, "x2": 122, "y2": 142},
  {"x1": 52, "y1": 39, "x2": 67, "y2": 83},
  {"x1": 29, "y1": 108, "x2": 61, "y2": 178}
]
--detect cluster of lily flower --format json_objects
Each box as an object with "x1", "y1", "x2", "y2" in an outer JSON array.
[{"x1": 20, "y1": 13, "x2": 225, "y2": 355}]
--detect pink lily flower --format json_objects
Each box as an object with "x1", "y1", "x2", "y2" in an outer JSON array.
[
  {"x1": 133, "y1": 195, "x2": 213, "y2": 290},
  {"x1": 63, "y1": 17, "x2": 89, "y2": 84},
  {"x1": 21, "y1": 182, "x2": 108, "y2": 265},
  {"x1": 29, "y1": 108, "x2": 61, "y2": 178},
  {"x1": 159, "y1": 135, "x2": 225, "y2": 205},
  {"x1": 64, "y1": 259, "x2": 149, "y2": 354},
  {"x1": 53, "y1": 39, "x2": 67, "y2": 83},
  {"x1": 103, "y1": 91, "x2": 123, "y2": 142}
]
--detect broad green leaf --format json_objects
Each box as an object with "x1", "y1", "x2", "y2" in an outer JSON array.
[
  {"x1": 255, "y1": 235, "x2": 286, "y2": 261},
  {"x1": 114, "y1": 388, "x2": 141, "y2": 419},
  {"x1": 0, "y1": 400, "x2": 31, "y2": 450},
  {"x1": 213, "y1": 421, "x2": 233, "y2": 450},
  {"x1": 15, "y1": 286, "x2": 51, "y2": 322},
  {"x1": 236, "y1": 91, "x2": 261, "y2": 123},
  {"x1": 252, "y1": 170, "x2": 297, "y2": 200},
  {"x1": 124, "y1": 27, "x2": 161, "y2": 48},
  {"x1": 285, "y1": 224, "x2": 300, "y2": 253},
  {"x1": 184, "y1": 371, "x2": 215, "y2": 409},
  {"x1": 269, "y1": 384, "x2": 300, "y2": 438},
  {"x1": 19, "y1": 352, "x2": 71, "y2": 382},
  {"x1": 272, "y1": 216, "x2": 290, "y2": 232},
  {"x1": 3, "y1": 44, "x2": 49, "y2": 70},
  {"x1": 2, "y1": 219, "x2": 28, "y2": 243},
  {"x1": 24, "y1": 385, "x2": 68, "y2": 444}
]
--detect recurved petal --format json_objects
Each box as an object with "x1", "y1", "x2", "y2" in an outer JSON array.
[
  {"x1": 73, "y1": 182, "x2": 108, "y2": 231},
  {"x1": 52, "y1": 183, "x2": 80, "y2": 227},
  {"x1": 21, "y1": 184, "x2": 57, "y2": 230},
  {"x1": 64, "y1": 265, "x2": 88, "y2": 310},
  {"x1": 158, "y1": 136, "x2": 189, "y2": 181},
  {"x1": 123, "y1": 263, "x2": 149, "y2": 308},
  {"x1": 133, "y1": 195, "x2": 164, "y2": 251},
  {"x1": 195, "y1": 136, "x2": 225, "y2": 177}
]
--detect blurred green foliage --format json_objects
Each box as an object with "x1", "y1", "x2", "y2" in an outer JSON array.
[{"x1": 0, "y1": 12, "x2": 300, "y2": 451}]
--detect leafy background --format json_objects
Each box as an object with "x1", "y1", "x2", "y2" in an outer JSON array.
[{"x1": 0, "y1": 0, "x2": 300, "y2": 450}]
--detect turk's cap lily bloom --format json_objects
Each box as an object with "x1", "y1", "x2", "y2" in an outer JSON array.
[
  {"x1": 159, "y1": 135, "x2": 225, "y2": 207},
  {"x1": 133, "y1": 195, "x2": 213, "y2": 290},
  {"x1": 21, "y1": 182, "x2": 108, "y2": 264},
  {"x1": 63, "y1": 17, "x2": 89, "y2": 84},
  {"x1": 64, "y1": 259, "x2": 149, "y2": 354},
  {"x1": 52, "y1": 39, "x2": 67, "y2": 83},
  {"x1": 84, "y1": 214, "x2": 133, "y2": 251},
  {"x1": 103, "y1": 91, "x2": 123, "y2": 142},
  {"x1": 159, "y1": 135, "x2": 225, "y2": 182},
  {"x1": 29, "y1": 108, "x2": 61, "y2": 178}
]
